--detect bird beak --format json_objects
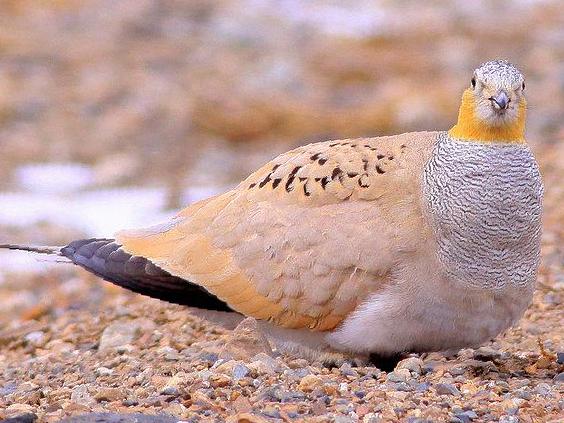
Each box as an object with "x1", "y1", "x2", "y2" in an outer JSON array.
[{"x1": 490, "y1": 91, "x2": 510, "y2": 110}]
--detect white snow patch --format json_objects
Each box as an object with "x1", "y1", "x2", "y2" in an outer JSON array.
[
  {"x1": 15, "y1": 163, "x2": 95, "y2": 194},
  {"x1": 0, "y1": 250, "x2": 60, "y2": 278},
  {"x1": 0, "y1": 163, "x2": 228, "y2": 276},
  {"x1": 0, "y1": 188, "x2": 169, "y2": 237}
]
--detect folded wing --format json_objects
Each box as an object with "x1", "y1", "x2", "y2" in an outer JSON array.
[{"x1": 117, "y1": 132, "x2": 437, "y2": 330}]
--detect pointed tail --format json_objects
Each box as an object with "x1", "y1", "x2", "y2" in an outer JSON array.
[
  {"x1": 0, "y1": 244, "x2": 64, "y2": 255},
  {"x1": 0, "y1": 239, "x2": 232, "y2": 312}
]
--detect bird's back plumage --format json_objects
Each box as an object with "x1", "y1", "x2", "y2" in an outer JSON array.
[{"x1": 116, "y1": 131, "x2": 438, "y2": 330}]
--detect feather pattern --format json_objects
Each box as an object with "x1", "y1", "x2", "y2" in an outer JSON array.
[{"x1": 117, "y1": 131, "x2": 438, "y2": 330}]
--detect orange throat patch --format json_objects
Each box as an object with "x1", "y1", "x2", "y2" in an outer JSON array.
[{"x1": 448, "y1": 89, "x2": 526, "y2": 144}]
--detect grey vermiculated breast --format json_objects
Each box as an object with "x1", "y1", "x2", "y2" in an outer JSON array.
[{"x1": 423, "y1": 132, "x2": 544, "y2": 290}]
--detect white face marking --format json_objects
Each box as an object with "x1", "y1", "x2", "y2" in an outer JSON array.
[{"x1": 471, "y1": 60, "x2": 525, "y2": 127}]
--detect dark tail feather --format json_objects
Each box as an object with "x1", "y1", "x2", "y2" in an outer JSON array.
[
  {"x1": 1, "y1": 239, "x2": 233, "y2": 312},
  {"x1": 0, "y1": 244, "x2": 64, "y2": 255}
]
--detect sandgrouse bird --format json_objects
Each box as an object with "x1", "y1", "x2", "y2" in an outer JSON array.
[{"x1": 1, "y1": 60, "x2": 543, "y2": 360}]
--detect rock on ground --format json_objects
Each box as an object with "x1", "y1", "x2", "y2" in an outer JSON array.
[{"x1": 219, "y1": 318, "x2": 273, "y2": 361}]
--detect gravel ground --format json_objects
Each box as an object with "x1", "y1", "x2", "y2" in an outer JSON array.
[
  {"x1": 0, "y1": 274, "x2": 562, "y2": 423},
  {"x1": 0, "y1": 1, "x2": 563, "y2": 422}
]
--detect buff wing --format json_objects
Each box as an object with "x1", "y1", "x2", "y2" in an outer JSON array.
[{"x1": 117, "y1": 131, "x2": 438, "y2": 330}]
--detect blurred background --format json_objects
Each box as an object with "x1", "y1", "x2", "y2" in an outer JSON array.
[{"x1": 0, "y1": 0, "x2": 562, "y2": 319}]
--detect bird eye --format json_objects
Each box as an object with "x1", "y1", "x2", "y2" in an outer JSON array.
[
  {"x1": 471, "y1": 77, "x2": 476, "y2": 88},
  {"x1": 522, "y1": 82, "x2": 525, "y2": 91}
]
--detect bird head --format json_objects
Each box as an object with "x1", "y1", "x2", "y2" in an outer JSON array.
[{"x1": 449, "y1": 60, "x2": 526, "y2": 144}]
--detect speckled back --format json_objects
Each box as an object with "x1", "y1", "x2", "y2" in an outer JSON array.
[{"x1": 423, "y1": 132, "x2": 543, "y2": 290}]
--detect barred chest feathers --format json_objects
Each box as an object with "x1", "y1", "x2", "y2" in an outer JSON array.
[{"x1": 423, "y1": 132, "x2": 544, "y2": 291}]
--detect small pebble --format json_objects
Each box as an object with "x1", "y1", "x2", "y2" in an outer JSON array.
[
  {"x1": 198, "y1": 352, "x2": 219, "y2": 365},
  {"x1": 450, "y1": 366, "x2": 466, "y2": 376},
  {"x1": 99, "y1": 322, "x2": 142, "y2": 351},
  {"x1": 339, "y1": 362, "x2": 358, "y2": 378},
  {"x1": 395, "y1": 357, "x2": 423, "y2": 375},
  {"x1": 422, "y1": 360, "x2": 441, "y2": 373},
  {"x1": 94, "y1": 387, "x2": 122, "y2": 402},
  {"x1": 515, "y1": 388, "x2": 532, "y2": 399},
  {"x1": 386, "y1": 369, "x2": 411, "y2": 383},
  {"x1": 363, "y1": 414, "x2": 381, "y2": 423},
  {"x1": 157, "y1": 346, "x2": 180, "y2": 361},
  {"x1": 534, "y1": 383, "x2": 551, "y2": 396},
  {"x1": 122, "y1": 399, "x2": 139, "y2": 406},
  {"x1": 298, "y1": 374, "x2": 323, "y2": 392},
  {"x1": 95, "y1": 367, "x2": 114, "y2": 377},
  {"x1": 219, "y1": 317, "x2": 273, "y2": 361},
  {"x1": 435, "y1": 383, "x2": 461, "y2": 396},
  {"x1": 414, "y1": 382, "x2": 430, "y2": 392},
  {"x1": 473, "y1": 347, "x2": 501, "y2": 361},
  {"x1": 288, "y1": 358, "x2": 310, "y2": 369},
  {"x1": 393, "y1": 382, "x2": 413, "y2": 392},
  {"x1": 57, "y1": 413, "x2": 178, "y2": 423},
  {"x1": 160, "y1": 386, "x2": 179, "y2": 396},
  {"x1": 0, "y1": 382, "x2": 18, "y2": 396},
  {"x1": 553, "y1": 372, "x2": 564, "y2": 383},
  {"x1": 354, "y1": 390, "x2": 366, "y2": 399},
  {"x1": 285, "y1": 367, "x2": 311, "y2": 382},
  {"x1": 232, "y1": 364, "x2": 250, "y2": 381},
  {"x1": 281, "y1": 391, "x2": 306, "y2": 402},
  {"x1": 71, "y1": 384, "x2": 94, "y2": 406},
  {"x1": 248, "y1": 353, "x2": 285, "y2": 375},
  {"x1": 23, "y1": 331, "x2": 46, "y2": 347},
  {"x1": 261, "y1": 405, "x2": 281, "y2": 419},
  {"x1": 0, "y1": 413, "x2": 37, "y2": 423},
  {"x1": 116, "y1": 344, "x2": 135, "y2": 354},
  {"x1": 454, "y1": 410, "x2": 478, "y2": 422}
]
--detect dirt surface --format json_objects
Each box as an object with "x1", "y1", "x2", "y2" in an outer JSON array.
[{"x1": 0, "y1": 1, "x2": 563, "y2": 422}]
